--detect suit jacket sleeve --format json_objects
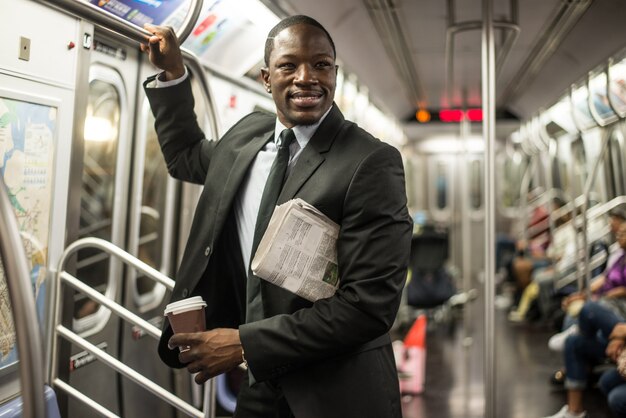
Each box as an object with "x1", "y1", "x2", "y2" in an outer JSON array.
[
  {"x1": 239, "y1": 143, "x2": 412, "y2": 381},
  {"x1": 143, "y1": 74, "x2": 214, "y2": 184}
]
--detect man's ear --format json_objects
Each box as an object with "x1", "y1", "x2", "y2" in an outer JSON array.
[{"x1": 261, "y1": 67, "x2": 270, "y2": 91}]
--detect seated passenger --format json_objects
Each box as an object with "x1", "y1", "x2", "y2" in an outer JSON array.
[
  {"x1": 599, "y1": 321, "x2": 626, "y2": 417},
  {"x1": 551, "y1": 221, "x2": 626, "y2": 342},
  {"x1": 508, "y1": 198, "x2": 571, "y2": 321},
  {"x1": 543, "y1": 302, "x2": 624, "y2": 418},
  {"x1": 510, "y1": 198, "x2": 552, "y2": 293}
]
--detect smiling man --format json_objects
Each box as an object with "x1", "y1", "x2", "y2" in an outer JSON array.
[{"x1": 142, "y1": 15, "x2": 412, "y2": 417}]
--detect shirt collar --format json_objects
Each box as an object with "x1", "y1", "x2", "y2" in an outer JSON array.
[{"x1": 274, "y1": 105, "x2": 333, "y2": 149}]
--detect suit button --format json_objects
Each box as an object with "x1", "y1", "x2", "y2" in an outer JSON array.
[
  {"x1": 204, "y1": 246, "x2": 212, "y2": 257},
  {"x1": 182, "y1": 289, "x2": 189, "y2": 297}
]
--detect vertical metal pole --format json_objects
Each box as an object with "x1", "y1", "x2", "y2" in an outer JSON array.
[
  {"x1": 460, "y1": 117, "x2": 472, "y2": 298},
  {"x1": 482, "y1": 0, "x2": 496, "y2": 417},
  {"x1": 203, "y1": 379, "x2": 216, "y2": 418}
]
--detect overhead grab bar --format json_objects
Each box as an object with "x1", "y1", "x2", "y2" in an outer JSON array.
[
  {"x1": 37, "y1": 0, "x2": 204, "y2": 45},
  {"x1": 0, "y1": 179, "x2": 45, "y2": 418},
  {"x1": 445, "y1": 0, "x2": 520, "y2": 105}
]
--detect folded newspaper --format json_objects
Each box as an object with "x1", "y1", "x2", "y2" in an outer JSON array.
[{"x1": 251, "y1": 198, "x2": 340, "y2": 302}]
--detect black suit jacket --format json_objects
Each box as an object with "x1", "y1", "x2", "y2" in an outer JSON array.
[{"x1": 144, "y1": 75, "x2": 412, "y2": 417}]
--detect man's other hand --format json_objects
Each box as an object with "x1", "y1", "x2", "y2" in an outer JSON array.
[{"x1": 169, "y1": 328, "x2": 243, "y2": 384}]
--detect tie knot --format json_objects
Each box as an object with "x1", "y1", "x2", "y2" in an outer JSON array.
[{"x1": 278, "y1": 129, "x2": 296, "y2": 149}]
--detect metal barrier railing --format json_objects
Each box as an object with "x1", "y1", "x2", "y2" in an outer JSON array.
[
  {"x1": 0, "y1": 177, "x2": 45, "y2": 418},
  {"x1": 36, "y1": 0, "x2": 204, "y2": 46},
  {"x1": 551, "y1": 196, "x2": 626, "y2": 290},
  {"x1": 50, "y1": 237, "x2": 215, "y2": 418},
  {"x1": 555, "y1": 245, "x2": 610, "y2": 290}
]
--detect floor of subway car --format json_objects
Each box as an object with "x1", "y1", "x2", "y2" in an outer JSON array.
[{"x1": 399, "y1": 285, "x2": 614, "y2": 418}]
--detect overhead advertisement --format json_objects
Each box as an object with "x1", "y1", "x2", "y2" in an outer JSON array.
[
  {"x1": 0, "y1": 96, "x2": 56, "y2": 369},
  {"x1": 89, "y1": 0, "x2": 188, "y2": 27},
  {"x1": 182, "y1": 0, "x2": 276, "y2": 76}
]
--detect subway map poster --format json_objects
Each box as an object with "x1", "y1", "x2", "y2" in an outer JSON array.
[{"x1": 0, "y1": 97, "x2": 55, "y2": 368}]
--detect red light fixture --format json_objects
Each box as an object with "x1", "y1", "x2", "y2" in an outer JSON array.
[
  {"x1": 466, "y1": 108, "x2": 483, "y2": 122},
  {"x1": 439, "y1": 109, "x2": 463, "y2": 122},
  {"x1": 436, "y1": 108, "x2": 483, "y2": 122}
]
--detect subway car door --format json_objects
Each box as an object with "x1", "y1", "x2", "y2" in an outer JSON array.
[
  {"x1": 117, "y1": 60, "x2": 216, "y2": 417},
  {"x1": 118, "y1": 56, "x2": 181, "y2": 418},
  {"x1": 65, "y1": 32, "x2": 137, "y2": 417}
]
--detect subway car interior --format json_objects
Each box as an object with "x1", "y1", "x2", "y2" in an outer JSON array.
[{"x1": 2, "y1": 0, "x2": 626, "y2": 417}]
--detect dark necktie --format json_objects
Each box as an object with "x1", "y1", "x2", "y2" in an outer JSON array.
[{"x1": 246, "y1": 128, "x2": 296, "y2": 322}]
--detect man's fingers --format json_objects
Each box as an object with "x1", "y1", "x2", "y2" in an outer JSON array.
[
  {"x1": 186, "y1": 361, "x2": 202, "y2": 374},
  {"x1": 169, "y1": 332, "x2": 208, "y2": 349},
  {"x1": 194, "y1": 371, "x2": 211, "y2": 385}
]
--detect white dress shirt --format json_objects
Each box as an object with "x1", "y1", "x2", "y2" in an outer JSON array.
[{"x1": 234, "y1": 110, "x2": 331, "y2": 271}]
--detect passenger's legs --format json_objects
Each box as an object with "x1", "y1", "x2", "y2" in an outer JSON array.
[
  {"x1": 578, "y1": 301, "x2": 623, "y2": 340},
  {"x1": 512, "y1": 256, "x2": 533, "y2": 290},
  {"x1": 599, "y1": 369, "x2": 626, "y2": 418},
  {"x1": 563, "y1": 334, "x2": 607, "y2": 390},
  {"x1": 534, "y1": 267, "x2": 557, "y2": 319}
]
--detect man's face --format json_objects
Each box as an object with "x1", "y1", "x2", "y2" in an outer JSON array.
[{"x1": 261, "y1": 24, "x2": 337, "y2": 128}]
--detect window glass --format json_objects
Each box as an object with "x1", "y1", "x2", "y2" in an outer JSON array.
[
  {"x1": 607, "y1": 129, "x2": 625, "y2": 198},
  {"x1": 134, "y1": 74, "x2": 207, "y2": 298},
  {"x1": 589, "y1": 71, "x2": 616, "y2": 123},
  {"x1": 75, "y1": 79, "x2": 120, "y2": 319},
  {"x1": 547, "y1": 98, "x2": 577, "y2": 135},
  {"x1": 571, "y1": 85, "x2": 596, "y2": 131},
  {"x1": 469, "y1": 159, "x2": 483, "y2": 210},
  {"x1": 435, "y1": 161, "x2": 448, "y2": 210},
  {"x1": 609, "y1": 57, "x2": 626, "y2": 116},
  {"x1": 135, "y1": 109, "x2": 168, "y2": 297},
  {"x1": 502, "y1": 152, "x2": 527, "y2": 208},
  {"x1": 571, "y1": 137, "x2": 587, "y2": 197}
]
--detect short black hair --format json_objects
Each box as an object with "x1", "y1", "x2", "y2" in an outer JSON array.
[{"x1": 264, "y1": 15, "x2": 336, "y2": 67}]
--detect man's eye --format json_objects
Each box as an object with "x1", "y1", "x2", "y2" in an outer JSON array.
[
  {"x1": 315, "y1": 62, "x2": 332, "y2": 68},
  {"x1": 278, "y1": 63, "x2": 295, "y2": 70}
]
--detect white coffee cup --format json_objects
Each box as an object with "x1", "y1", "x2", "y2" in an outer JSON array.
[{"x1": 164, "y1": 296, "x2": 207, "y2": 352}]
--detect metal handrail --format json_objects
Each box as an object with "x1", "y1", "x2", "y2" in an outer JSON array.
[
  {"x1": 556, "y1": 196, "x2": 626, "y2": 291},
  {"x1": 555, "y1": 247, "x2": 609, "y2": 290},
  {"x1": 53, "y1": 379, "x2": 120, "y2": 418},
  {"x1": 56, "y1": 326, "x2": 204, "y2": 418},
  {"x1": 37, "y1": 0, "x2": 204, "y2": 45},
  {"x1": 60, "y1": 271, "x2": 161, "y2": 339},
  {"x1": 56, "y1": 237, "x2": 175, "y2": 290},
  {"x1": 0, "y1": 178, "x2": 45, "y2": 417},
  {"x1": 51, "y1": 237, "x2": 215, "y2": 418}
]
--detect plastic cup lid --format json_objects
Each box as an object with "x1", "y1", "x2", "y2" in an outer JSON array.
[{"x1": 164, "y1": 296, "x2": 207, "y2": 315}]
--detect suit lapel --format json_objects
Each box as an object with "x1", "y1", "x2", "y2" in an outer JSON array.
[
  {"x1": 279, "y1": 105, "x2": 346, "y2": 202},
  {"x1": 214, "y1": 130, "x2": 274, "y2": 228}
]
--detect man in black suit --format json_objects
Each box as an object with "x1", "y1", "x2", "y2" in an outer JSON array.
[{"x1": 142, "y1": 15, "x2": 411, "y2": 417}]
